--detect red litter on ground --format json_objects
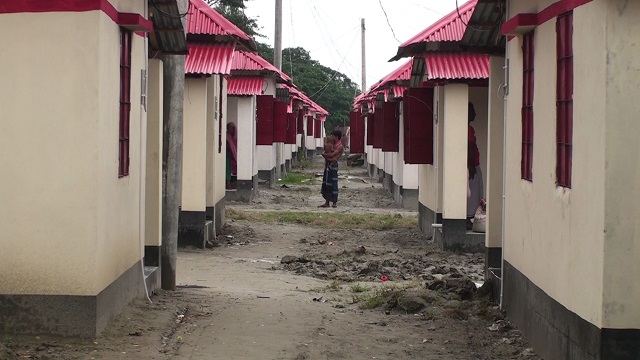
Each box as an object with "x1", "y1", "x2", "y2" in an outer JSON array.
[{"x1": 380, "y1": 275, "x2": 388, "y2": 282}]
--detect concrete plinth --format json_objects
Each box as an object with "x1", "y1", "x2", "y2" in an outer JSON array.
[{"x1": 258, "y1": 168, "x2": 276, "y2": 187}]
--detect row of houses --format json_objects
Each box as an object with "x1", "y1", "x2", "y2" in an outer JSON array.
[
  {"x1": 351, "y1": 0, "x2": 640, "y2": 359},
  {"x1": 0, "y1": 0, "x2": 328, "y2": 338}
]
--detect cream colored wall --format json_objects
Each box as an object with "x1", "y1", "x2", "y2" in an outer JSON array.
[
  {"x1": 0, "y1": 9, "x2": 148, "y2": 295},
  {"x1": 419, "y1": 87, "x2": 444, "y2": 212},
  {"x1": 601, "y1": 0, "x2": 640, "y2": 329},
  {"x1": 206, "y1": 77, "x2": 215, "y2": 209},
  {"x1": 504, "y1": 1, "x2": 606, "y2": 327},
  {"x1": 486, "y1": 56, "x2": 506, "y2": 249},
  {"x1": 508, "y1": 0, "x2": 557, "y2": 17},
  {"x1": 384, "y1": 152, "x2": 394, "y2": 175},
  {"x1": 441, "y1": 84, "x2": 469, "y2": 219},
  {"x1": 145, "y1": 60, "x2": 163, "y2": 247},
  {"x1": 182, "y1": 78, "x2": 208, "y2": 211}
]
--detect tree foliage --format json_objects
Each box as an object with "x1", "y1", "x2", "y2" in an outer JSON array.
[
  {"x1": 259, "y1": 44, "x2": 361, "y2": 132},
  {"x1": 206, "y1": 1, "x2": 360, "y2": 131},
  {"x1": 205, "y1": 0, "x2": 262, "y2": 38}
]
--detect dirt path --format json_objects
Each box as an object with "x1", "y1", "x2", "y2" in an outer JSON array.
[{"x1": 2, "y1": 156, "x2": 540, "y2": 360}]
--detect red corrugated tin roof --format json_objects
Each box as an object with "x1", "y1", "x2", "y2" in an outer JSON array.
[
  {"x1": 227, "y1": 76, "x2": 265, "y2": 96},
  {"x1": 390, "y1": 0, "x2": 477, "y2": 61},
  {"x1": 283, "y1": 84, "x2": 329, "y2": 115},
  {"x1": 425, "y1": 53, "x2": 489, "y2": 80},
  {"x1": 401, "y1": 0, "x2": 476, "y2": 46},
  {"x1": 231, "y1": 51, "x2": 292, "y2": 82},
  {"x1": 185, "y1": 42, "x2": 236, "y2": 75},
  {"x1": 368, "y1": 58, "x2": 413, "y2": 93},
  {"x1": 391, "y1": 85, "x2": 408, "y2": 98},
  {"x1": 187, "y1": 0, "x2": 252, "y2": 42}
]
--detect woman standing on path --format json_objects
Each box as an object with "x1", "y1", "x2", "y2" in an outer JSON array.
[{"x1": 319, "y1": 130, "x2": 344, "y2": 208}]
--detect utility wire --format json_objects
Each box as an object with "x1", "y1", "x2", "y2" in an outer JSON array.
[
  {"x1": 455, "y1": 0, "x2": 504, "y2": 32},
  {"x1": 307, "y1": 1, "x2": 362, "y2": 84},
  {"x1": 309, "y1": 30, "x2": 360, "y2": 101},
  {"x1": 378, "y1": 0, "x2": 400, "y2": 43}
]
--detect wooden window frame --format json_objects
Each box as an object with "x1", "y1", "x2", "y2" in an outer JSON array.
[
  {"x1": 521, "y1": 31, "x2": 534, "y2": 181},
  {"x1": 556, "y1": 12, "x2": 573, "y2": 188},
  {"x1": 119, "y1": 29, "x2": 132, "y2": 178}
]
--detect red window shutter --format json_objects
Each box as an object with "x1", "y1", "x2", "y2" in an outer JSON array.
[
  {"x1": 349, "y1": 111, "x2": 365, "y2": 153},
  {"x1": 556, "y1": 12, "x2": 573, "y2": 188},
  {"x1": 272, "y1": 99, "x2": 287, "y2": 143},
  {"x1": 297, "y1": 109, "x2": 304, "y2": 134},
  {"x1": 307, "y1": 116, "x2": 314, "y2": 136},
  {"x1": 366, "y1": 113, "x2": 375, "y2": 146},
  {"x1": 314, "y1": 119, "x2": 322, "y2": 139},
  {"x1": 373, "y1": 110, "x2": 384, "y2": 149},
  {"x1": 286, "y1": 112, "x2": 296, "y2": 144},
  {"x1": 403, "y1": 87, "x2": 434, "y2": 164},
  {"x1": 381, "y1": 102, "x2": 400, "y2": 152},
  {"x1": 521, "y1": 31, "x2": 535, "y2": 181},
  {"x1": 256, "y1": 95, "x2": 274, "y2": 145}
]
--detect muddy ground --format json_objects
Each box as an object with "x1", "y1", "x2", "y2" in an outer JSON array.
[{"x1": 1, "y1": 156, "x2": 540, "y2": 360}]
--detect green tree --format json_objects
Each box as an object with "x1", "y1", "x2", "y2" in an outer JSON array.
[
  {"x1": 259, "y1": 44, "x2": 361, "y2": 132},
  {"x1": 205, "y1": 0, "x2": 262, "y2": 38}
]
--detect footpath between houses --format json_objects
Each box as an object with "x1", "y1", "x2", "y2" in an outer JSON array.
[{"x1": 1, "y1": 156, "x2": 540, "y2": 360}]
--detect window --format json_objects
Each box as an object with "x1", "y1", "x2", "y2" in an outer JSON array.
[
  {"x1": 521, "y1": 31, "x2": 534, "y2": 181},
  {"x1": 556, "y1": 12, "x2": 573, "y2": 188},
  {"x1": 119, "y1": 29, "x2": 132, "y2": 177}
]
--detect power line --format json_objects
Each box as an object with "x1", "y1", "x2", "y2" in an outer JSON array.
[
  {"x1": 455, "y1": 0, "x2": 503, "y2": 32},
  {"x1": 309, "y1": 30, "x2": 360, "y2": 101},
  {"x1": 378, "y1": 0, "x2": 400, "y2": 43}
]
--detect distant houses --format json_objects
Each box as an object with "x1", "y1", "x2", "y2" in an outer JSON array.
[{"x1": 351, "y1": 0, "x2": 640, "y2": 358}]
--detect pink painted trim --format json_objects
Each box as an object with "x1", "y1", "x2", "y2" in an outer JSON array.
[
  {"x1": 502, "y1": 0, "x2": 593, "y2": 35},
  {"x1": 0, "y1": 0, "x2": 152, "y2": 32},
  {"x1": 118, "y1": 13, "x2": 153, "y2": 32}
]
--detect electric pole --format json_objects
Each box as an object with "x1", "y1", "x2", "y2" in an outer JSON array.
[
  {"x1": 361, "y1": 18, "x2": 366, "y2": 92},
  {"x1": 161, "y1": 0, "x2": 188, "y2": 291},
  {"x1": 274, "y1": 0, "x2": 284, "y2": 180}
]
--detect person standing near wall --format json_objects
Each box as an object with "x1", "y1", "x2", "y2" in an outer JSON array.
[
  {"x1": 467, "y1": 103, "x2": 483, "y2": 230},
  {"x1": 319, "y1": 130, "x2": 344, "y2": 208}
]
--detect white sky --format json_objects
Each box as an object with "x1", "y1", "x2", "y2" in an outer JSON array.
[{"x1": 244, "y1": 0, "x2": 459, "y2": 92}]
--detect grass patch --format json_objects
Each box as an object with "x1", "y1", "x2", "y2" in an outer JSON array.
[
  {"x1": 277, "y1": 172, "x2": 313, "y2": 185},
  {"x1": 309, "y1": 280, "x2": 343, "y2": 293},
  {"x1": 350, "y1": 283, "x2": 370, "y2": 293},
  {"x1": 352, "y1": 282, "x2": 422, "y2": 310},
  {"x1": 226, "y1": 209, "x2": 417, "y2": 230}
]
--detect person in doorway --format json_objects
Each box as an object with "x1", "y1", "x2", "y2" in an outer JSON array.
[
  {"x1": 319, "y1": 130, "x2": 344, "y2": 208},
  {"x1": 226, "y1": 122, "x2": 238, "y2": 190},
  {"x1": 467, "y1": 103, "x2": 483, "y2": 230}
]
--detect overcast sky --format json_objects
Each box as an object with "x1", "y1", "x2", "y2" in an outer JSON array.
[{"x1": 244, "y1": 0, "x2": 459, "y2": 92}]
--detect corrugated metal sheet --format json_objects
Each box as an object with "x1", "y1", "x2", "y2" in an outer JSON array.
[
  {"x1": 391, "y1": 85, "x2": 408, "y2": 98},
  {"x1": 149, "y1": 0, "x2": 187, "y2": 54},
  {"x1": 461, "y1": 0, "x2": 505, "y2": 51},
  {"x1": 425, "y1": 53, "x2": 489, "y2": 80},
  {"x1": 231, "y1": 51, "x2": 292, "y2": 82},
  {"x1": 390, "y1": 0, "x2": 476, "y2": 61},
  {"x1": 402, "y1": 0, "x2": 475, "y2": 46},
  {"x1": 283, "y1": 84, "x2": 329, "y2": 115},
  {"x1": 227, "y1": 76, "x2": 265, "y2": 95},
  {"x1": 187, "y1": 0, "x2": 251, "y2": 41},
  {"x1": 185, "y1": 42, "x2": 236, "y2": 75}
]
